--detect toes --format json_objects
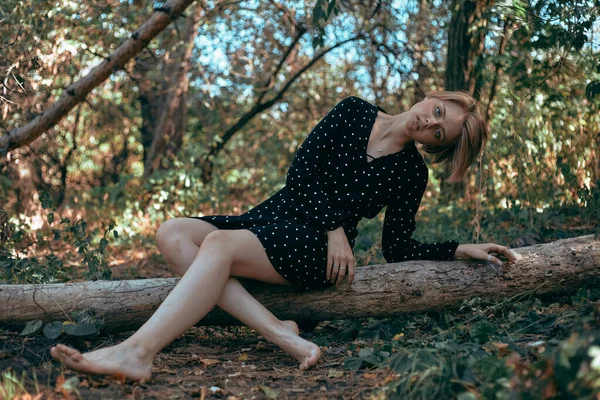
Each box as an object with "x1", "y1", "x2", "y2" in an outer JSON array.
[
  {"x1": 64, "y1": 346, "x2": 81, "y2": 358},
  {"x1": 55, "y1": 344, "x2": 83, "y2": 361},
  {"x1": 50, "y1": 347, "x2": 64, "y2": 362},
  {"x1": 300, "y1": 359, "x2": 308, "y2": 371}
]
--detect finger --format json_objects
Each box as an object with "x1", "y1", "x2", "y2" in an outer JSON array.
[
  {"x1": 336, "y1": 262, "x2": 347, "y2": 287},
  {"x1": 503, "y1": 247, "x2": 517, "y2": 263},
  {"x1": 485, "y1": 243, "x2": 501, "y2": 252},
  {"x1": 347, "y1": 261, "x2": 356, "y2": 287},
  {"x1": 330, "y1": 259, "x2": 340, "y2": 283},
  {"x1": 488, "y1": 255, "x2": 502, "y2": 266},
  {"x1": 491, "y1": 244, "x2": 517, "y2": 263},
  {"x1": 326, "y1": 255, "x2": 333, "y2": 280}
]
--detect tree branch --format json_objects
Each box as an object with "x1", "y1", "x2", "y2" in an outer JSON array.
[
  {"x1": 0, "y1": 0, "x2": 198, "y2": 155},
  {"x1": 201, "y1": 34, "x2": 365, "y2": 181}
]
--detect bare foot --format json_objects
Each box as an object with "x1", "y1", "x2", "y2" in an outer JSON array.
[
  {"x1": 266, "y1": 320, "x2": 321, "y2": 370},
  {"x1": 50, "y1": 343, "x2": 152, "y2": 381}
]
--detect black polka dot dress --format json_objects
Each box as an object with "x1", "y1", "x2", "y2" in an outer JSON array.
[{"x1": 187, "y1": 96, "x2": 459, "y2": 291}]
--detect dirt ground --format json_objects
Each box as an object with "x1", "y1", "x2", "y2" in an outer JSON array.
[
  {"x1": 2, "y1": 243, "x2": 401, "y2": 399},
  {"x1": 1, "y1": 319, "x2": 397, "y2": 399}
]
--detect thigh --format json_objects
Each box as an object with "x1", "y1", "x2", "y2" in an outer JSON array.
[
  {"x1": 156, "y1": 217, "x2": 219, "y2": 248},
  {"x1": 209, "y1": 229, "x2": 291, "y2": 286}
]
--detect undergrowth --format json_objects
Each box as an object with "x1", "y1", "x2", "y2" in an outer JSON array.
[{"x1": 310, "y1": 287, "x2": 600, "y2": 399}]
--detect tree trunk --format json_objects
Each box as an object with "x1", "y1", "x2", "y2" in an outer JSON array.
[
  {"x1": 411, "y1": 0, "x2": 432, "y2": 104},
  {"x1": 0, "y1": 0, "x2": 197, "y2": 153},
  {"x1": 441, "y1": 0, "x2": 492, "y2": 205},
  {"x1": 143, "y1": 5, "x2": 203, "y2": 177},
  {"x1": 1, "y1": 235, "x2": 598, "y2": 333}
]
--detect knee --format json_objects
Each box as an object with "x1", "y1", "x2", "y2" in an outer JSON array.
[
  {"x1": 201, "y1": 230, "x2": 238, "y2": 258},
  {"x1": 202, "y1": 230, "x2": 230, "y2": 248},
  {"x1": 155, "y1": 218, "x2": 184, "y2": 248}
]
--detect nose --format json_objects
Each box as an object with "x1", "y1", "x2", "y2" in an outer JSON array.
[{"x1": 425, "y1": 118, "x2": 438, "y2": 129}]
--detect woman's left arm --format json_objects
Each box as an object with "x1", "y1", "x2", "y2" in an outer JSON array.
[
  {"x1": 381, "y1": 200, "x2": 459, "y2": 262},
  {"x1": 381, "y1": 175, "x2": 516, "y2": 264},
  {"x1": 454, "y1": 243, "x2": 517, "y2": 265}
]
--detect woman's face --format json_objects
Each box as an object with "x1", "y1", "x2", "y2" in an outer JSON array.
[{"x1": 407, "y1": 97, "x2": 466, "y2": 146}]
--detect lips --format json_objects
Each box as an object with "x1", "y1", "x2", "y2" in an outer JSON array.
[{"x1": 415, "y1": 115, "x2": 420, "y2": 131}]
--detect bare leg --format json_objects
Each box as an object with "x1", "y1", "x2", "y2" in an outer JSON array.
[
  {"x1": 153, "y1": 219, "x2": 319, "y2": 369},
  {"x1": 50, "y1": 225, "x2": 321, "y2": 380}
]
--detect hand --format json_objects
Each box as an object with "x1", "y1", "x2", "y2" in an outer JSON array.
[
  {"x1": 326, "y1": 227, "x2": 356, "y2": 287},
  {"x1": 454, "y1": 243, "x2": 517, "y2": 265}
]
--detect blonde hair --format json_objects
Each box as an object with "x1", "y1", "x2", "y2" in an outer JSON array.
[{"x1": 421, "y1": 91, "x2": 488, "y2": 183}]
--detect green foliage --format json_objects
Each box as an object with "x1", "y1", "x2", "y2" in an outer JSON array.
[
  {"x1": 0, "y1": 190, "x2": 115, "y2": 284},
  {"x1": 327, "y1": 288, "x2": 600, "y2": 399},
  {"x1": 311, "y1": 0, "x2": 340, "y2": 47},
  {"x1": 20, "y1": 310, "x2": 103, "y2": 339},
  {"x1": 0, "y1": 369, "x2": 32, "y2": 400}
]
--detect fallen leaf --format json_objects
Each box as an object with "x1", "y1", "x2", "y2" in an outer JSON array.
[
  {"x1": 201, "y1": 358, "x2": 221, "y2": 366},
  {"x1": 383, "y1": 373, "x2": 399, "y2": 384},
  {"x1": 112, "y1": 373, "x2": 126, "y2": 384},
  {"x1": 260, "y1": 385, "x2": 279, "y2": 399},
  {"x1": 393, "y1": 333, "x2": 405, "y2": 341},
  {"x1": 55, "y1": 375, "x2": 65, "y2": 390},
  {"x1": 193, "y1": 368, "x2": 205, "y2": 376},
  {"x1": 328, "y1": 369, "x2": 344, "y2": 378},
  {"x1": 363, "y1": 372, "x2": 377, "y2": 379},
  {"x1": 157, "y1": 368, "x2": 177, "y2": 374},
  {"x1": 238, "y1": 353, "x2": 248, "y2": 361},
  {"x1": 209, "y1": 386, "x2": 224, "y2": 394},
  {"x1": 55, "y1": 375, "x2": 79, "y2": 399},
  {"x1": 17, "y1": 394, "x2": 43, "y2": 400},
  {"x1": 62, "y1": 377, "x2": 80, "y2": 390},
  {"x1": 492, "y1": 342, "x2": 511, "y2": 356}
]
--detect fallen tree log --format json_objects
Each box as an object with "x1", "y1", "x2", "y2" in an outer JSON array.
[{"x1": 1, "y1": 234, "x2": 598, "y2": 333}]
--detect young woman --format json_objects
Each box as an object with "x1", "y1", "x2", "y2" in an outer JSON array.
[{"x1": 51, "y1": 93, "x2": 516, "y2": 380}]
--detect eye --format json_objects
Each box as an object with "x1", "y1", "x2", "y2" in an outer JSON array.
[
  {"x1": 435, "y1": 129, "x2": 442, "y2": 139},
  {"x1": 435, "y1": 107, "x2": 442, "y2": 117}
]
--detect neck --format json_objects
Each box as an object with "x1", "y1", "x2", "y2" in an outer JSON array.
[{"x1": 373, "y1": 111, "x2": 413, "y2": 150}]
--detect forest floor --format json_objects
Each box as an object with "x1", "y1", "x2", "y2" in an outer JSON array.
[
  {"x1": 1, "y1": 252, "x2": 398, "y2": 400},
  {"x1": 2, "y1": 231, "x2": 600, "y2": 399},
  {"x1": 2, "y1": 320, "x2": 397, "y2": 399}
]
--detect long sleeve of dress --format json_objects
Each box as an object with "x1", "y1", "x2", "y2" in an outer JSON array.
[
  {"x1": 285, "y1": 97, "x2": 355, "y2": 231},
  {"x1": 381, "y1": 174, "x2": 459, "y2": 262}
]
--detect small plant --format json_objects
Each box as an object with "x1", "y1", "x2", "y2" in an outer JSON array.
[
  {"x1": 20, "y1": 310, "x2": 104, "y2": 339},
  {"x1": 0, "y1": 190, "x2": 118, "y2": 284},
  {"x1": 0, "y1": 368, "x2": 36, "y2": 400}
]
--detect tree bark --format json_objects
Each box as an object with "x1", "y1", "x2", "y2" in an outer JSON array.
[
  {"x1": 1, "y1": 235, "x2": 598, "y2": 333},
  {"x1": 0, "y1": 0, "x2": 197, "y2": 154},
  {"x1": 143, "y1": 5, "x2": 203, "y2": 177},
  {"x1": 441, "y1": 0, "x2": 492, "y2": 204}
]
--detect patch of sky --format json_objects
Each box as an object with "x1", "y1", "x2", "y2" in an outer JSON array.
[{"x1": 188, "y1": 0, "x2": 428, "y2": 100}]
